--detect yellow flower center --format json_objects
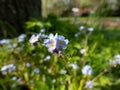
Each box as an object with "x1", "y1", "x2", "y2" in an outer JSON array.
[
  {"x1": 59, "y1": 41, "x2": 63, "y2": 45},
  {"x1": 50, "y1": 43, "x2": 55, "y2": 49},
  {"x1": 33, "y1": 38, "x2": 37, "y2": 41}
]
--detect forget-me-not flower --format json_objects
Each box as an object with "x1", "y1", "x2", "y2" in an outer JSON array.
[
  {"x1": 18, "y1": 34, "x2": 27, "y2": 42},
  {"x1": 85, "y1": 81, "x2": 94, "y2": 89},
  {"x1": 82, "y1": 65, "x2": 93, "y2": 75},
  {"x1": 114, "y1": 54, "x2": 120, "y2": 64},
  {"x1": 0, "y1": 39, "x2": 11, "y2": 45},
  {"x1": 44, "y1": 33, "x2": 69, "y2": 53},
  {"x1": 29, "y1": 34, "x2": 39, "y2": 45}
]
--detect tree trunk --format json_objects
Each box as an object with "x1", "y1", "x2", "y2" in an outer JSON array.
[{"x1": 0, "y1": 0, "x2": 41, "y2": 37}]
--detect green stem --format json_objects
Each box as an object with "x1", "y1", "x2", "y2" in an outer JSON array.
[
  {"x1": 92, "y1": 66, "x2": 112, "y2": 82},
  {"x1": 60, "y1": 54, "x2": 72, "y2": 75},
  {"x1": 78, "y1": 79, "x2": 84, "y2": 90}
]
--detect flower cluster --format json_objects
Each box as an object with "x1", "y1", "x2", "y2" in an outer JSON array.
[
  {"x1": 43, "y1": 33, "x2": 69, "y2": 53},
  {"x1": 81, "y1": 65, "x2": 93, "y2": 75},
  {"x1": 29, "y1": 28, "x2": 47, "y2": 45},
  {"x1": 1, "y1": 64, "x2": 16, "y2": 74},
  {"x1": 74, "y1": 25, "x2": 94, "y2": 37},
  {"x1": 0, "y1": 39, "x2": 11, "y2": 45},
  {"x1": 29, "y1": 31, "x2": 69, "y2": 54},
  {"x1": 79, "y1": 26, "x2": 94, "y2": 33}
]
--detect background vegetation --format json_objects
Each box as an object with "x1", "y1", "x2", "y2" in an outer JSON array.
[{"x1": 0, "y1": 0, "x2": 120, "y2": 90}]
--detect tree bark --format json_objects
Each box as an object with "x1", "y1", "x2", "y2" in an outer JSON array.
[{"x1": 0, "y1": 0, "x2": 41, "y2": 36}]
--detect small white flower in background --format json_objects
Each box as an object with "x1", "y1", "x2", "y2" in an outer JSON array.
[
  {"x1": 109, "y1": 59, "x2": 118, "y2": 67},
  {"x1": 29, "y1": 34, "x2": 39, "y2": 45},
  {"x1": 0, "y1": 39, "x2": 11, "y2": 45},
  {"x1": 85, "y1": 81, "x2": 94, "y2": 89},
  {"x1": 44, "y1": 55, "x2": 51, "y2": 61},
  {"x1": 12, "y1": 76, "x2": 17, "y2": 81},
  {"x1": 80, "y1": 48, "x2": 86, "y2": 54},
  {"x1": 40, "y1": 28, "x2": 46, "y2": 33},
  {"x1": 115, "y1": 54, "x2": 120, "y2": 59},
  {"x1": 60, "y1": 69, "x2": 67, "y2": 74},
  {"x1": 1, "y1": 64, "x2": 16, "y2": 72},
  {"x1": 82, "y1": 65, "x2": 93, "y2": 75},
  {"x1": 18, "y1": 34, "x2": 27, "y2": 42},
  {"x1": 34, "y1": 68, "x2": 40, "y2": 74},
  {"x1": 74, "y1": 32, "x2": 80, "y2": 37},
  {"x1": 114, "y1": 54, "x2": 120, "y2": 64},
  {"x1": 88, "y1": 27, "x2": 94, "y2": 32},
  {"x1": 71, "y1": 63, "x2": 79, "y2": 69},
  {"x1": 26, "y1": 62, "x2": 31, "y2": 68},
  {"x1": 72, "y1": 8, "x2": 79, "y2": 13},
  {"x1": 52, "y1": 79, "x2": 56, "y2": 83},
  {"x1": 79, "y1": 26, "x2": 85, "y2": 31}
]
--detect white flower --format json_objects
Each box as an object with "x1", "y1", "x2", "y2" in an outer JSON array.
[
  {"x1": 115, "y1": 54, "x2": 120, "y2": 59},
  {"x1": 74, "y1": 32, "x2": 80, "y2": 37},
  {"x1": 114, "y1": 54, "x2": 120, "y2": 64},
  {"x1": 88, "y1": 27, "x2": 94, "y2": 32},
  {"x1": 40, "y1": 28, "x2": 46, "y2": 33},
  {"x1": 18, "y1": 34, "x2": 27, "y2": 42},
  {"x1": 44, "y1": 55, "x2": 51, "y2": 61},
  {"x1": 29, "y1": 34, "x2": 39, "y2": 44},
  {"x1": 34, "y1": 68, "x2": 40, "y2": 74},
  {"x1": 109, "y1": 59, "x2": 118, "y2": 67},
  {"x1": 12, "y1": 76, "x2": 17, "y2": 81},
  {"x1": 26, "y1": 62, "x2": 31, "y2": 67},
  {"x1": 85, "y1": 81, "x2": 94, "y2": 89},
  {"x1": 82, "y1": 65, "x2": 93, "y2": 75},
  {"x1": 0, "y1": 39, "x2": 11, "y2": 44},
  {"x1": 1, "y1": 64, "x2": 16, "y2": 72},
  {"x1": 72, "y1": 8, "x2": 79, "y2": 13},
  {"x1": 80, "y1": 48, "x2": 86, "y2": 54},
  {"x1": 79, "y1": 26, "x2": 85, "y2": 31},
  {"x1": 60, "y1": 69, "x2": 67, "y2": 74},
  {"x1": 52, "y1": 79, "x2": 56, "y2": 83},
  {"x1": 71, "y1": 63, "x2": 79, "y2": 69}
]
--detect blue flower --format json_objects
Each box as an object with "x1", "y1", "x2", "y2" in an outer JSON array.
[
  {"x1": 40, "y1": 28, "x2": 46, "y2": 33},
  {"x1": 43, "y1": 33, "x2": 69, "y2": 53},
  {"x1": 1, "y1": 64, "x2": 16, "y2": 74},
  {"x1": 114, "y1": 54, "x2": 120, "y2": 64},
  {"x1": 82, "y1": 65, "x2": 93, "y2": 75},
  {"x1": 71, "y1": 63, "x2": 79, "y2": 69},
  {"x1": 56, "y1": 35, "x2": 69, "y2": 50},
  {"x1": 18, "y1": 34, "x2": 27, "y2": 42},
  {"x1": 34, "y1": 68, "x2": 40, "y2": 74},
  {"x1": 44, "y1": 55, "x2": 51, "y2": 61},
  {"x1": 85, "y1": 81, "x2": 94, "y2": 89},
  {"x1": 0, "y1": 39, "x2": 11, "y2": 45}
]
